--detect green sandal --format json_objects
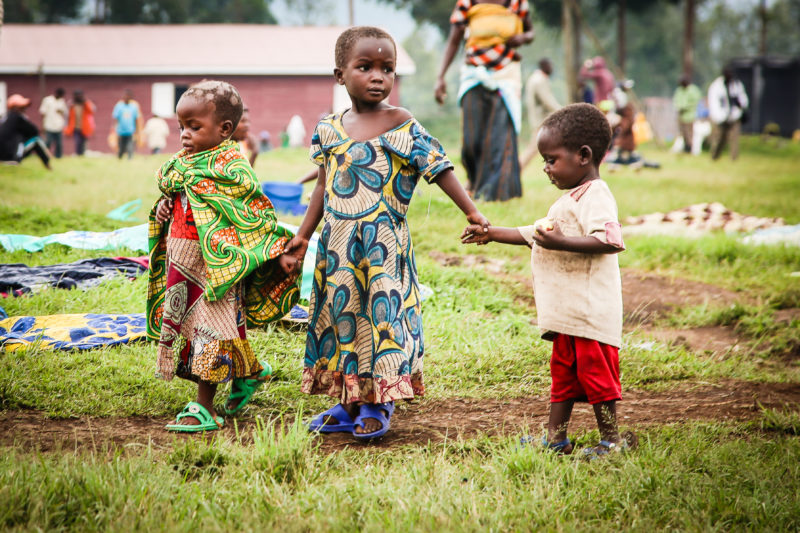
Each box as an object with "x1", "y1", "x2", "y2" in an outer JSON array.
[
  {"x1": 222, "y1": 361, "x2": 272, "y2": 416},
  {"x1": 165, "y1": 401, "x2": 224, "y2": 433}
]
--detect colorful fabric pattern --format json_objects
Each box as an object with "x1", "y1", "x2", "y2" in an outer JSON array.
[
  {"x1": 303, "y1": 114, "x2": 453, "y2": 404},
  {"x1": 156, "y1": 237, "x2": 262, "y2": 383},
  {"x1": 147, "y1": 140, "x2": 300, "y2": 339},
  {"x1": 0, "y1": 313, "x2": 147, "y2": 351},
  {"x1": 450, "y1": 0, "x2": 529, "y2": 71}
]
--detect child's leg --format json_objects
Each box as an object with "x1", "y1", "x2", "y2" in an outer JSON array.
[
  {"x1": 547, "y1": 400, "x2": 575, "y2": 445},
  {"x1": 592, "y1": 400, "x2": 620, "y2": 444},
  {"x1": 177, "y1": 381, "x2": 218, "y2": 426}
]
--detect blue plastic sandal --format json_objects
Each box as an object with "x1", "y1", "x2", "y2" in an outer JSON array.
[
  {"x1": 519, "y1": 435, "x2": 572, "y2": 453},
  {"x1": 582, "y1": 439, "x2": 628, "y2": 460},
  {"x1": 352, "y1": 401, "x2": 394, "y2": 440},
  {"x1": 308, "y1": 403, "x2": 356, "y2": 433}
]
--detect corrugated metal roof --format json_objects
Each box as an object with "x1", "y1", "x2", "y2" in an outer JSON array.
[{"x1": 0, "y1": 24, "x2": 416, "y2": 76}]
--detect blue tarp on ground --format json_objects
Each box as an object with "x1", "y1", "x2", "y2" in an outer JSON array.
[{"x1": 0, "y1": 223, "x2": 320, "y2": 300}]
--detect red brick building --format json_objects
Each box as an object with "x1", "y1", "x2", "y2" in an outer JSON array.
[{"x1": 0, "y1": 24, "x2": 415, "y2": 155}]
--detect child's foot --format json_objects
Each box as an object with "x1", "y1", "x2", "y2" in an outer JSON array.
[
  {"x1": 583, "y1": 431, "x2": 637, "y2": 459},
  {"x1": 308, "y1": 403, "x2": 358, "y2": 433},
  {"x1": 223, "y1": 367, "x2": 270, "y2": 415},
  {"x1": 352, "y1": 402, "x2": 394, "y2": 440},
  {"x1": 165, "y1": 401, "x2": 223, "y2": 432}
]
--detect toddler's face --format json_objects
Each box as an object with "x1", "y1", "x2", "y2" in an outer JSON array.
[
  {"x1": 176, "y1": 96, "x2": 227, "y2": 154},
  {"x1": 537, "y1": 127, "x2": 588, "y2": 190},
  {"x1": 337, "y1": 37, "x2": 396, "y2": 105}
]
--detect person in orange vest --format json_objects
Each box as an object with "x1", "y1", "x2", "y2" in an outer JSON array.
[{"x1": 63, "y1": 90, "x2": 96, "y2": 156}]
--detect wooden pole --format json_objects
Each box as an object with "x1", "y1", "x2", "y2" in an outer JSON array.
[
  {"x1": 682, "y1": 0, "x2": 695, "y2": 77},
  {"x1": 759, "y1": 0, "x2": 767, "y2": 56},
  {"x1": 563, "y1": 0, "x2": 578, "y2": 103},
  {"x1": 618, "y1": 0, "x2": 626, "y2": 75},
  {"x1": 348, "y1": 0, "x2": 355, "y2": 26}
]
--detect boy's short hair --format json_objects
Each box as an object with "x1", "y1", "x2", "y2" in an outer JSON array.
[
  {"x1": 335, "y1": 26, "x2": 396, "y2": 69},
  {"x1": 181, "y1": 80, "x2": 243, "y2": 130},
  {"x1": 541, "y1": 103, "x2": 612, "y2": 166}
]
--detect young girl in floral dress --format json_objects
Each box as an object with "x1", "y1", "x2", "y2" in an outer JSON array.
[{"x1": 284, "y1": 27, "x2": 490, "y2": 439}]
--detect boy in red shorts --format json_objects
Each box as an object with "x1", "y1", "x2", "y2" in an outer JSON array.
[{"x1": 462, "y1": 103, "x2": 630, "y2": 456}]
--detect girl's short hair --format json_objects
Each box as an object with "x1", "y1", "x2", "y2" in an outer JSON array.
[
  {"x1": 541, "y1": 103, "x2": 612, "y2": 166},
  {"x1": 181, "y1": 80, "x2": 243, "y2": 129},
  {"x1": 335, "y1": 26, "x2": 396, "y2": 69}
]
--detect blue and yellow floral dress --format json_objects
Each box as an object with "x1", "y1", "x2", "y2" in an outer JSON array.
[{"x1": 301, "y1": 113, "x2": 453, "y2": 404}]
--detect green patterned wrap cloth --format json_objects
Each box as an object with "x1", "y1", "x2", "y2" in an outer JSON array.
[{"x1": 146, "y1": 140, "x2": 300, "y2": 339}]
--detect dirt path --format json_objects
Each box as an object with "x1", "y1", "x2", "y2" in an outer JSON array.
[
  {"x1": 3, "y1": 266, "x2": 798, "y2": 453},
  {"x1": 3, "y1": 380, "x2": 799, "y2": 452}
]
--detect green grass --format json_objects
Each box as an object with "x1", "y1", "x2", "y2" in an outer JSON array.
[
  {"x1": 1, "y1": 138, "x2": 799, "y2": 530},
  {"x1": 1, "y1": 419, "x2": 799, "y2": 531}
]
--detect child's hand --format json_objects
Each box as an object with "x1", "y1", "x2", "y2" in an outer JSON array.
[
  {"x1": 155, "y1": 197, "x2": 173, "y2": 223},
  {"x1": 466, "y1": 211, "x2": 490, "y2": 235},
  {"x1": 461, "y1": 224, "x2": 490, "y2": 245},
  {"x1": 530, "y1": 221, "x2": 565, "y2": 250},
  {"x1": 278, "y1": 253, "x2": 302, "y2": 275}
]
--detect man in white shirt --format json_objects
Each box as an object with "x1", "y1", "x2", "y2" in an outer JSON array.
[
  {"x1": 39, "y1": 88, "x2": 68, "y2": 158},
  {"x1": 707, "y1": 67, "x2": 749, "y2": 161},
  {"x1": 520, "y1": 59, "x2": 561, "y2": 170}
]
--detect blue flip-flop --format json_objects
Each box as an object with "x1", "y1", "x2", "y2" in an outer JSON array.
[
  {"x1": 352, "y1": 401, "x2": 394, "y2": 440},
  {"x1": 308, "y1": 403, "x2": 355, "y2": 433}
]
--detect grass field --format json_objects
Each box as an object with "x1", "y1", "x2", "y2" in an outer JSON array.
[{"x1": 1, "y1": 134, "x2": 799, "y2": 531}]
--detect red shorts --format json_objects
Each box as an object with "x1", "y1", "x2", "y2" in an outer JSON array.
[{"x1": 550, "y1": 333, "x2": 621, "y2": 404}]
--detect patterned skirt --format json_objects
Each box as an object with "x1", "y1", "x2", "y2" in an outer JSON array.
[
  {"x1": 155, "y1": 237, "x2": 262, "y2": 384},
  {"x1": 301, "y1": 215, "x2": 425, "y2": 404}
]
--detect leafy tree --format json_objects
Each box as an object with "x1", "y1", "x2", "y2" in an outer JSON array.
[
  {"x1": 4, "y1": 0, "x2": 82, "y2": 23},
  {"x1": 81, "y1": 0, "x2": 277, "y2": 24}
]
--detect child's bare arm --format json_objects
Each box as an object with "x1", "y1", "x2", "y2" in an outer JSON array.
[
  {"x1": 531, "y1": 224, "x2": 622, "y2": 254},
  {"x1": 461, "y1": 225, "x2": 528, "y2": 246},
  {"x1": 284, "y1": 166, "x2": 325, "y2": 260},
  {"x1": 155, "y1": 197, "x2": 173, "y2": 223},
  {"x1": 434, "y1": 169, "x2": 490, "y2": 232}
]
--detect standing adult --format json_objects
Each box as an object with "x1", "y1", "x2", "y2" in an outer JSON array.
[
  {"x1": 672, "y1": 75, "x2": 701, "y2": 154},
  {"x1": 520, "y1": 58, "x2": 561, "y2": 170},
  {"x1": 112, "y1": 89, "x2": 140, "y2": 159},
  {"x1": 38, "y1": 87, "x2": 68, "y2": 158},
  {"x1": 142, "y1": 114, "x2": 170, "y2": 155},
  {"x1": 0, "y1": 94, "x2": 52, "y2": 169},
  {"x1": 579, "y1": 56, "x2": 615, "y2": 105},
  {"x1": 64, "y1": 90, "x2": 96, "y2": 156},
  {"x1": 708, "y1": 66, "x2": 749, "y2": 161},
  {"x1": 435, "y1": 0, "x2": 534, "y2": 201}
]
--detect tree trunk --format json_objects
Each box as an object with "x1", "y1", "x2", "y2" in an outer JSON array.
[
  {"x1": 618, "y1": 0, "x2": 626, "y2": 75},
  {"x1": 682, "y1": 0, "x2": 695, "y2": 77},
  {"x1": 759, "y1": 0, "x2": 767, "y2": 56},
  {"x1": 563, "y1": 0, "x2": 577, "y2": 103}
]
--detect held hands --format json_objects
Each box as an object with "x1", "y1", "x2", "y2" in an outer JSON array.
[
  {"x1": 461, "y1": 224, "x2": 490, "y2": 245},
  {"x1": 155, "y1": 197, "x2": 173, "y2": 223},
  {"x1": 281, "y1": 235, "x2": 309, "y2": 275},
  {"x1": 278, "y1": 253, "x2": 303, "y2": 275},
  {"x1": 461, "y1": 211, "x2": 491, "y2": 245}
]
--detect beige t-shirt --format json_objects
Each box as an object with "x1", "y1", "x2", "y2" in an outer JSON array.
[{"x1": 518, "y1": 179, "x2": 625, "y2": 347}]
